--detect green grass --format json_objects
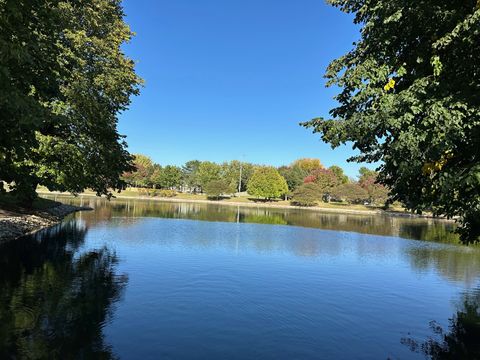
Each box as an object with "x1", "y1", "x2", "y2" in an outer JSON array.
[{"x1": 0, "y1": 192, "x2": 60, "y2": 212}]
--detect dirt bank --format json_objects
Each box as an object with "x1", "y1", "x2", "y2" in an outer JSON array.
[{"x1": 0, "y1": 204, "x2": 91, "y2": 244}]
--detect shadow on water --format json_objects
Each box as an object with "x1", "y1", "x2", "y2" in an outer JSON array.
[
  {"x1": 402, "y1": 289, "x2": 480, "y2": 359},
  {"x1": 0, "y1": 220, "x2": 127, "y2": 359}
]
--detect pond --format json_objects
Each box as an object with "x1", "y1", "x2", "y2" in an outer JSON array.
[{"x1": 1, "y1": 196, "x2": 479, "y2": 359}]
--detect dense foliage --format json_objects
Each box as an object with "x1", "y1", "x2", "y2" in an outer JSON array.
[
  {"x1": 292, "y1": 158, "x2": 324, "y2": 173},
  {"x1": 197, "y1": 162, "x2": 222, "y2": 190},
  {"x1": 304, "y1": 168, "x2": 341, "y2": 190},
  {"x1": 204, "y1": 180, "x2": 232, "y2": 199},
  {"x1": 291, "y1": 183, "x2": 323, "y2": 207},
  {"x1": 247, "y1": 167, "x2": 289, "y2": 200},
  {"x1": 304, "y1": 0, "x2": 480, "y2": 243},
  {"x1": 119, "y1": 155, "x2": 383, "y2": 205},
  {"x1": 0, "y1": 0, "x2": 142, "y2": 204},
  {"x1": 154, "y1": 165, "x2": 183, "y2": 189},
  {"x1": 330, "y1": 183, "x2": 368, "y2": 204},
  {"x1": 122, "y1": 156, "x2": 258, "y2": 194},
  {"x1": 278, "y1": 165, "x2": 308, "y2": 192},
  {"x1": 358, "y1": 167, "x2": 389, "y2": 205},
  {"x1": 329, "y1": 165, "x2": 349, "y2": 184}
]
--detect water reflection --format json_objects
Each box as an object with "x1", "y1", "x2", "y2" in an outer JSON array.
[
  {"x1": 47, "y1": 195, "x2": 459, "y2": 243},
  {"x1": 0, "y1": 220, "x2": 127, "y2": 359},
  {"x1": 403, "y1": 289, "x2": 480, "y2": 359},
  {"x1": 405, "y1": 246, "x2": 480, "y2": 286},
  {"x1": 2, "y1": 196, "x2": 480, "y2": 359},
  {"x1": 42, "y1": 195, "x2": 480, "y2": 285}
]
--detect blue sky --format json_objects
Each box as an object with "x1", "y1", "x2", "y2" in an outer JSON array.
[{"x1": 119, "y1": 0, "x2": 370, "y2": 178}]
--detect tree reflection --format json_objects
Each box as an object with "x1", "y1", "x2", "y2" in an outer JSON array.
[
  {"x1": 52, "y1": 195, "x2": 459, "y2": 241},
  {"x1": 0, "y1": 220, "x2": 127, "y2": 359},
  {"x1": 402, "y1": 290, "x2": 480, "y2": 359},
  {"x1": 405, "y1": 246, "x2": 480, "y2": 285},
  {"x1": 42, "y1": 196, "x2": 480, "y2": 285}
]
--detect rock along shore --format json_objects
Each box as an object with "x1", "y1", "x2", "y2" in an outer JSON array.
[{"x1": 0, "y1": 204, "x2": 91, "y2": 244}]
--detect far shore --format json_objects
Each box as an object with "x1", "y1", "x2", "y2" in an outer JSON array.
[{"x1": 38, "y1": 190, "x2": 451, "y2": 220}]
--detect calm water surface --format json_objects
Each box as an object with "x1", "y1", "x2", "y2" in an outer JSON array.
[{"x1": 1, "y1": 196, "x2": 479, "y2": 359}]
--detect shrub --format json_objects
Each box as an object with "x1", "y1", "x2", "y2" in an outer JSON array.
[
  {"x1": 137, "y1": 188, "x2": 149, "y2": 196},
  {"x1": 158, "y1": 189, "x2": 176, "y2": 198}
]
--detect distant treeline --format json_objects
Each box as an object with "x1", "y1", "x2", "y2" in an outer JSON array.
[{"x1": 122, "y1": 155, "x2": 389, "y2": 206}]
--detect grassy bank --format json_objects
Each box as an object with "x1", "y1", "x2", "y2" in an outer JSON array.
[{"x1": 0, "y1": 193, "x2": 61, "y2": 215}]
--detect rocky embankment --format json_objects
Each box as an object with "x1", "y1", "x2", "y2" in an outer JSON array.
[{"x1": 0, "y1": 204, "x2": 91, "y2": 243}]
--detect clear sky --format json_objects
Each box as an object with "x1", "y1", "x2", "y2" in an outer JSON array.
[{"x1": 119, "y1": 0, "x2": 370, "y2": 178}]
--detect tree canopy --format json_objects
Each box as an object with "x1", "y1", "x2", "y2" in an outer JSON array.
[
  {"x1": 304, "y1": 0, "x2": 480, "y2": 243},
  {"x1": 291, "y1": 183, "x2": 323, "y2": 207},
  {"x1": 0, "y1": 0, "x2": 142, "y2": 203},
  {"x1": 247, "y1": 167, "x2": 288, "y2": 200},
  {"x1": 123, "y1": 154, "x2": 155, "y2": 187},
  {"x1": 182, "y1": 160, "x2": 202, "y2": 190},
  {"x1": 329, "y1": 165, "x2": 349, "y2": 184},
  {"x1": 331, "y1": 183, "x2": 368, "y2": 204},
  {"x1": 152, "y1": 165, "x2": 182, "y2": 189},
  {"x1": 278, "y1": 165, "x2": 308, "y2": 192},
  {"x1": 304, "y1": 168, "x2": 340, "y2": 191},
  {"x1": 291, "y1": 158, "x2": 323, "y2": 173},
  {"x1": 197, "y1": 161, "x2": 222, "y2": 190},
  {"x1": 204, "y1": 180, "x2": 232, "y2": 200}
]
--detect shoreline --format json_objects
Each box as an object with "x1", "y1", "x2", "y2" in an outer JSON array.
[
  {"x1": 39, "y1": 191, "x2": 450, "y2": 220},
  {"x1": 0, "y1": 204, "x2": 92, "y2": 244}
]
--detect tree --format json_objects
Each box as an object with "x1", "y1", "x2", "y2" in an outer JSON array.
[
  {"x1": 221, "y1": 160, "x2": 255, "y2": 193},
  {"x1": 204, "y1": 180, "x2": 232, "y2": 200},
  {"x1": 247, "y1": 167, "x2": 288, "y2": 200},
  {"x1": 197, "y1": 161, "x2": 222, "y2": 191},
  {"x1": 160, "y1": 165, "x2": 182, "y2": 189},
  {"x1": 181, "y1": 160, "x2": 201, "y2": 191},
  {"x1": 239, "y1": 162, "x2": 256, "y2": 192},
  {"x1": 292, "y1": 158, "x2": 323, "y2": 173},
  {"x1": 331, "y1": 183, "x2": 368, "y2": 204},
  {"x1": 123, "y1": 154, "x2": 155, "y2": 188},
  {"x1": 278, "y1": 165, "x2": 308, "y2": 192},
  {"x1": 329, "y1": 165, "x2": 349, "y2": 184},
  {"x1": 150, "y1": 164, "x2": 163, "y2": 189},
  {"x1": 122, "y1": 154, "x2": 154, "y2": 187},
  {"x1": 358, "y1": 170, "x2": 389, "y2": 205},
  {"x1": 151, "y1": 165, "x2": 182, "y2": 189},
  {"x1": 304, "y1": 168, "x2": 340, "y2": 196},
  {"x1": 358, "y1": 167, "x2": 376, "y2": 181},
  {"x1": 0, "y1": 0, "x2": 141, "y2": 203},
  {"x1": 291, "y1": 183, "x2": 323, "y2": 206},
  {"x1": 303, "y1": 0, "x2": 480, "y2": 243}
]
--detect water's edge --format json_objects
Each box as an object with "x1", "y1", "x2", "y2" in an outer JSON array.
[
  {"x1": 38, "y1": 191, "x2": 451, "y2": 220},
  {"x1": 0, "y1": 204, "x2": 92, "y2": 244}
]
